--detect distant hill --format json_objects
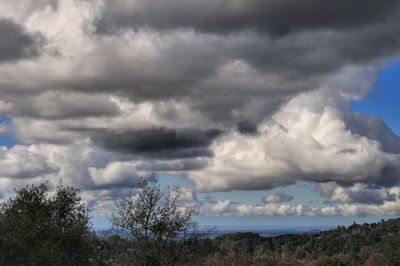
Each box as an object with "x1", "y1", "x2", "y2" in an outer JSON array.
[
  {"x1": 194, "y1": 218, "x2": 400, "y2": 265},
  {"x1": 97, "y1": 218, "x2": 400, "y2": 265}
]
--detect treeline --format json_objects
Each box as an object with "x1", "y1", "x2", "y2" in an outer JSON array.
[
  {"x1": 0, "y1": 182, "x2": 399, "y2": 265},
  {"x1": 104, "y1": 219, "x2": 400, "y2": 265},
  {"x1": 194, "y1": 218, "x2": 400, "y2": 265}
]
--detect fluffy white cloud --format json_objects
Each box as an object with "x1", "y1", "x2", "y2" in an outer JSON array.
[
  {"x1": 211, "y1": 186, "x2": 400, "y2": 217},
  {"x1": 211, "y1": 200, "x2": 234, "y2": 215},
  {"x1": 0, "y1": 137, "x2": 205, "y2": 199},
  {"x1": 0, "y1": 145, "x2": 56, "y2": 179},
  {"x1": 236, "y1": 204, "x2": 311, "y2": 216},
  {"x1": 316, "y1": 190, "x2": 400, "y2": 216},
  {"x1": 0, "y1": 139, "x2": 157, "y2": 192},
  {"x1": 89, "y1": 161, "x2": 155, "y2": 188},
  {"x1": 189, "y1": 84, "x2": 400, "y2": 192},
  {"x1": 318, "y1": 182, "x2": 397, "y2": 205}
]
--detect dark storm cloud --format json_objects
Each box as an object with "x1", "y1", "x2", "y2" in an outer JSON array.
[
  {"x1": 0, "y1": 18, "x2": 43, "y2": 62},
  {"x1": 237, "y1": 120, "x2": 258, "y2": 135},
  {"x1": 91, "y1": 127, "x2": 222, "y2": 157},
  {"x1": 96, "y1": 0, "x2": 399, "y2": 36}
]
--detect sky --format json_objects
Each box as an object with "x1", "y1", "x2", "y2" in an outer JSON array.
[{"x1": 0, "y1": 0, "x2": 400, "y2": 229}]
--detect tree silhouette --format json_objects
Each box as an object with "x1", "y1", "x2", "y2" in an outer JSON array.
[
  {"x1": 0, "y1": 183, "x2": 96, "y2": 265},
  {"x1": 111, "y1": 182, "x2": 200, "y2": 265}
]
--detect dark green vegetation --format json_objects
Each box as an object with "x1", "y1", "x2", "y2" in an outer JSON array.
[
  {"x1": 195, "y1": 218, "x2": 400, "y2": 265},
  {"x1": 0, "y1": 182, "x2": 399, "y2": 265},
  {"x1": 0, "y1": 183, "x2": 97, "y2": 265}
]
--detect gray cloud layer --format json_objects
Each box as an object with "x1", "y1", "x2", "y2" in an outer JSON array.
[
  {"x1": 96, "y1": 0, "x2": 399, "y2": 35},
  {"x1": 0, "y1": 0, "x2": 399, "y2": 215},
  {"x1": 263, "y1": 192, "x2": 294, "y2": 204},
  {"x1": 92, "y1": 127, "x2": 222, "y2": 156},
  {"x1": 0, "y1": 18, "x2": 42, "y2": 62}
]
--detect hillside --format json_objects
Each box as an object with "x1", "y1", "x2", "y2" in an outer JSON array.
[{"x1": 191, "y1": 218, "x2": 400, "y2": 265}]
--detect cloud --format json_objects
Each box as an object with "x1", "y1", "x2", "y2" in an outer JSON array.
[
  {"x1": 318, "y1": 182, "x2": 397, "y2": 205},
  {"x1": 0, "y1": 99, "x2": 13, "y2": 114},
  {"x1": 189, "y1": 83, "x2": 400, "y2": 192},
  {"x1": 0, "y1": 0, "x2": 398, "y2": 168},
  {"x1": 0, "y1": 138, "x2": 205, "y2": 195},
  {"x1": 170, "y1": 187, "x2": 197, "y2": 202},
  {"x1": 211, "y1": 200, "x2": 234, "y2": 215},
  {"x1": 0, "y1": 140, "x2": 147, "y2": 191},
  {"x1": 316, "y1": 187, "x2": 400, "y2": 216},
  {"x1": 236, "y1": 204, "x2": 310, "y2": 216},
  {"x1": 0, "y1": 145, "x2": 56, "y2": 179},
  {"x1": 96, "y1": 0, "x2": 400, "y2": 35},
  {"x1": 81, "y1": 188, "x2": 122, "y2": 212},
  {"x1": 92, "y1": 127, "x2": 222, "y2": 156},
  {"x1": 28, "y1": 91, "x2": 121, "y2": 119},
  {"x1": 212, "y1": 186, "x2": 400, "y2": 217},
  {"x1": 349, "y1": 114, "x2": 400, "y2": 154},
  {"x1": 0, "y1": 0, "x2": 399, "y2": 217},
  {"x1": 263, "y1": 193, "x2": 294, "y2": 204},
  {"x1": 0, "y1": 0, "x2": 58, "y2": 21},
  {"x1": 89, "y1": 161, "x2": 156, "y2": 189},
  {"x1": 0, "y1": 18, "x2": 43, "y2": 62}
]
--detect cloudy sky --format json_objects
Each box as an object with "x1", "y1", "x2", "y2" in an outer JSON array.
[{"x1": 0, "y1": 0, "x2": 400, "y2": 228}]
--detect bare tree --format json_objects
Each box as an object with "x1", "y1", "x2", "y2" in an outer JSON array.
[{"x1": 111, "y1": 182, "x2": 200, "y2": 265}]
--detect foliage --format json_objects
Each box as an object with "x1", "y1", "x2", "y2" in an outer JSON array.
[
  {"x1": 0, "y1": 183, "x2": 96, "y2": 266},
  {"x1": 189, "y1": 218, "x2": 400, "y2": 266}
]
